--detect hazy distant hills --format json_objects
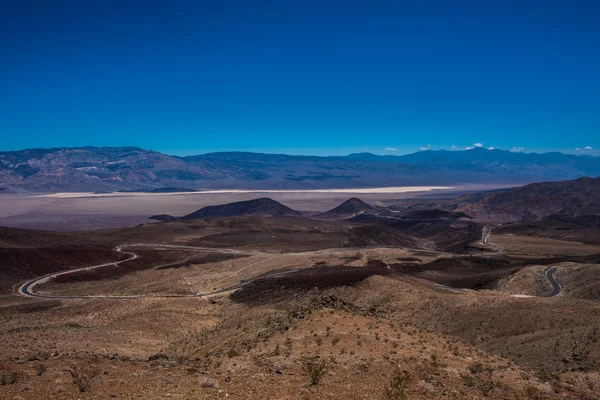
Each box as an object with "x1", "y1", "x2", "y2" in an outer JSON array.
[{"x1": 1, "y1": 146, "x2": 599, "y2": 192}]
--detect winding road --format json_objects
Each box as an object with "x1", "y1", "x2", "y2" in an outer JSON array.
[
  {"x1": 18, "y1": 247, "x2": 141, "y2": 299},
  {"x1": 16, "y1": 241, "x2": 519, "y2": 300},
  {"x1": 545, "y1": 266, "x2": 562, "y2": 297},
  {"x1": 17, "y1": 245, "x2": 302, "y2": 299}
]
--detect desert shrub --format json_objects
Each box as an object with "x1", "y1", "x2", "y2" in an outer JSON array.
[
  {"x1": 303, "y1": 357, "x2": 329, "y2": 385},
  {"x1": 523, "y1": 385, "x2": 550, "y2": 400},
  {"x1": 34, "y1": 364, "x2": 47, "y2": 376},
  {"x1": 357, "y1": 357, "x2": 373, "y2": 373},
  {"x1": 69, "y1": 365, "x2": 99, "y2": 393},
  {"x1": 227, "y1": 348, "x2": 240, "y2": 358},
  {"x1": 1, "y1": 369, "x2": 22, "y2": 385},
  {"x1": 460, "y1": 363, "x2": 501, "y2": 397},
  {"x1": 468, "y1": 361, "x2": 492, "y2": 375},
  {"x1": 271, "y1": 344, "x2": 280, "y2": 356},
  {"x1": 415, "y1": 355, "x2": 445, "y2": 383},
  {"x1": 535, "y1": 370, "x2": 560, "y2": 384},
  {"x1": 187, "y1": 365, "x2": 201, "y2": 374},
  {"x1": 382, "y1": 369, "x2": 412, "y2": 400}
]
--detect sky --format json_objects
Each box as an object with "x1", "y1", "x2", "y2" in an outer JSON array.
[{"x1": 1, "y1": 0, "x2": 599, "y2": 156}]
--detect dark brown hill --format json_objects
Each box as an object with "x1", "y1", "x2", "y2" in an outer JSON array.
[
  {"x1": 313, "y1": 197, "x2": 375, "y2": 220},
  {"x1": 455, "y1": 176, "x2": 600, "y2": 220},
  {"x1": 181, "y1": 198, "x2": 302, "y2": 220}
]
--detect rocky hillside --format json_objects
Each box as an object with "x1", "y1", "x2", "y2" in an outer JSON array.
[{"x1": 455, "y1": 176, "x2": 600, "y2": 220}]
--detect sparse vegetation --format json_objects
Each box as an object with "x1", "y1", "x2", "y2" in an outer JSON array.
[
  {"x1": 69, "y1": 365, "x2": 99, "y2": 393},
  {"x1": 382, "y1": 369, "x2": 412, "y2": 400},
  {"x1": 303, "y1": 357, "x2": 329, "y2": 385},
  {"x1": 523, "y1": 385, "x2": 550, "y2": 400},
  {"x1": 1, "y1": 369, "x2": 22, "y2": 385},
  {"x1": 227, "y1": 347, "x2": 241, "y2": 358},
  {"x1": 460, "y1": 363, "x2": 501, "y2": 397},
  {"x1": 34, "y1": 363, "x2": 47, "y2": 376}
]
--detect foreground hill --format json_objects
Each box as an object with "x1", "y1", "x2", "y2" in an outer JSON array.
[
  {"x1": 3, "y1": 216, "x2": 600, "y2": 398},
  {"x1": 454, "y1": 176, "x2": 600, "y2": 220},
  {"x1": 1, "y1": 146, "x2": 600, "y2": 192},
  {"x1": 3, "y1": 201, "x2": 600, "y2": 398}
]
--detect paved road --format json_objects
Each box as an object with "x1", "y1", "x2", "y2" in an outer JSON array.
[
  {"x1": 545, "y1": 266, "x2": 562, "y2": 297},
  {"x1": 17, "y1": 245, "x2": 306, "y2": 299},
  {"x1": 18, "y1": 247, "x2": 144, "y2": 299},
  {"x1": 17, "y1": 243, "x2": 473, "y2": 300}
]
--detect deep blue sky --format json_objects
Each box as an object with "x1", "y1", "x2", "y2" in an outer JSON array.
[{"x1": 1, "y1": 0, "x2": 599, "y2": 156}]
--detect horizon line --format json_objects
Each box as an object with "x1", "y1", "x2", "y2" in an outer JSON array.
[{"x1": 0, "y1": 145, "x2": 597, "y2": 158}]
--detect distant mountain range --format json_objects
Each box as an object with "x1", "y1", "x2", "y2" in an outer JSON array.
[{"x1": 1, "y1": 146, "x2": 599, "y2": 192}]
